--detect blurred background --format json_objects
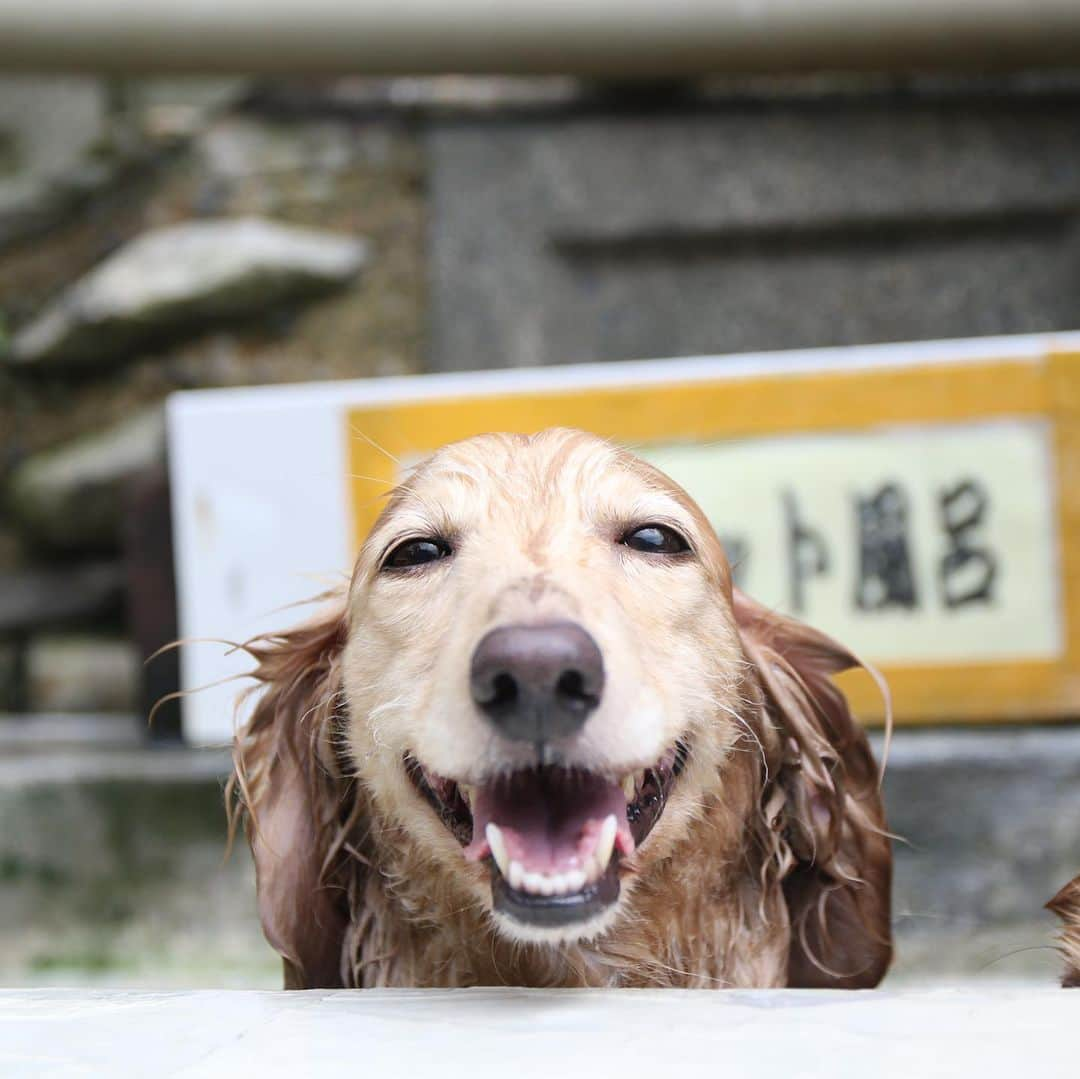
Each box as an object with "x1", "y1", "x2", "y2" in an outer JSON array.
[{"x1": 1, "y1": 2, "x2": 1079, "y2": 988}]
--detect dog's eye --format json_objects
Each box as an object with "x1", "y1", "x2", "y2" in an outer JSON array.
[
  {"x1": 383, "y1": 537, "x2": 452, "y2": 571},
  {"x1": 621, "y1": 524, "x2": 690, "y2": 555}
]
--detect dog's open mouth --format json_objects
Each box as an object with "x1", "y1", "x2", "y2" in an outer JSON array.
[{"x1": 405, "y1": 741, "x2": 687, "y2": 929}]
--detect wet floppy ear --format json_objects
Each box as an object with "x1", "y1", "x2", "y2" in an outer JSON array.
[
  {"x1": 228, "y1": 598, "x2": 356, "y2": 989},
  {"x1": 733, "y1": 589, "x2": 893, "y2": 989},
  {"x1": 1047, "y1": 875, "x2": 1080, "y2": 987}
]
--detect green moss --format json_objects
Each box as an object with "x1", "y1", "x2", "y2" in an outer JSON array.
[
  {"x1": 0, "y1": 852, "x2": 70, "y2": 887},
  {"x1": 28, "y1": 938, "x2": 117, "y2": 974}
]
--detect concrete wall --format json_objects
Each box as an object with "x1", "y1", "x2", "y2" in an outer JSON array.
[
  {"x1": 429, "y1": 85, "x2": 1080, "y2": 370},
  {"x1": 1, "y1": 723, "x2": 1074, "y2": 987}
]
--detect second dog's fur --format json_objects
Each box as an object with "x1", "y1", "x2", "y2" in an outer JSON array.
[{"x1": 1048, "y1": 876, "x2": 1080, "y2": 987}]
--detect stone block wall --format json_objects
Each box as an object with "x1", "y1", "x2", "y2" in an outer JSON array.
[
  {"x1": 0, "y1": 77, "x2": 427, "y2": 715},
  {"x1": 429, "y1": 84, "x2": 1080, "y2": 370},
  {"x1": 2, "y1": 73, "x2": 1080, "y2": 718}
]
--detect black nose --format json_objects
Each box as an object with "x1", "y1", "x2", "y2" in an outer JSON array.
[{"x1": 470, "y1": 621, "x2": 605, "y2": 744}]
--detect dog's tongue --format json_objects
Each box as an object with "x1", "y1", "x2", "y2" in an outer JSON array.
[{"x1": 465, "y1": 770, "x2": 634, "y2": 873}]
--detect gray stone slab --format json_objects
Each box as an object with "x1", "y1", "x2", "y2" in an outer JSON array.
[
  {"x1": 0, "y1": 740, "x2": 268, "y2": 989},
  {"x1": 0, "y1": 713, "x2": 141, "y2": 749},
  {"x1": 5, "y1": 409, "x2": 165, "y2": 553},
  {"x1": 24, "y1": 636, "x2": 138, "y2": 714},
  {"x1": 428, "y1": 95, "x2": 1080, "y2": 370},
  {"x1": 0, "y1": 562, "x2": 125, "y2": 634},
  {"x1": 878, "y1": 727, "x2": 1080, "y2": 930},
  {"x1": 9, "y1": 217, "x2": 367, "y2": 369},
  {"x1": 0, "y1": 744, "x2": 231, "y2": 787},
  {"x1": 0, "y1": 726, "x2": 1074, "y2": 986}
]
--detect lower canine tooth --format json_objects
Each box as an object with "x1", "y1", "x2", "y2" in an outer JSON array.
[
  {"x1": 596, "y1": 813, "x2": 618, "y2": 871},
  {"x1": 486, "y1": 823, "x2": 510, "y2": 878},
  {"x1": 621, "y1": 774, "x2": 636, "y2": 800}
]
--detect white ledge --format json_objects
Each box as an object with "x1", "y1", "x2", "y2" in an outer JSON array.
[{"x1": 0, "y1": 986, "x2": 1071, "y2": 1077}]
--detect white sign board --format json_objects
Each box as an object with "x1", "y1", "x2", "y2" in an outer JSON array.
[{"x1": 168, "y1": 331, "x2": 1080, "y2": 744}]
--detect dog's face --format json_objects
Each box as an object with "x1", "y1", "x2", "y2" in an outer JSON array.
[{"x1": 342, "y1": 429, "x2": 747, "y2": 943}]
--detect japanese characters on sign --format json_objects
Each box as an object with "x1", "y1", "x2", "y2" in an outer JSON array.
[{"x1": 645, "y1": 421, "x2": 1060, "y2": 666}]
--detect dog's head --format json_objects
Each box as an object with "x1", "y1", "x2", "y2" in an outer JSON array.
[
  {"x1": 343, "y1": 428, "x2": 743, "y2": 942},
  {"x1": 235, "y1": 428, "x2": 890, "y2": 984}
]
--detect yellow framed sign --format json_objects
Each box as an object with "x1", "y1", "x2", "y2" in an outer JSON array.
[
  {"x1": 170, "y1": 331, "x2": 1080, "y2": 742},
  {"x1": 345, "y1": 334, "x2": 1080, "y2": 728}
]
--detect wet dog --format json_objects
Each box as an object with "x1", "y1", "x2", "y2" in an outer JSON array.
[{"x1": 231, "y1": 428, "x2": 892, "y2": 988}]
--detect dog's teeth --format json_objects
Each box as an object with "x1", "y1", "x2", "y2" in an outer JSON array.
[
  {"x1": 460, "y1": 785, "x2": 474, "y2": 807},
  {"x1": 509, "y1": 866, "x2": 592, "y2": 896},
  {"x1": 551, "y1": 870, "x2": 580, "y2": 896},
  {"x1": 596, "y1": 813, "x2": 617, "y2": 871},
  {"x1": 486, "y1": 823, "x2": 511, "y2": 878},
  {"x1": 508, "y1": 860, "x2": 525, "y2": 890},
  {"x1": 491, "y1": 815, "x2": 620, "y2": 893},
  {"x1": 621, "y1": 774, "x2": 636, "y2": 801}
]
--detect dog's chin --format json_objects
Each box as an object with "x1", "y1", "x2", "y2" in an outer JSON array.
[
  {"x1": 490, "y1": 893, "x2": 624, "y2": 945},
  {"x1": 404, "y1": 740, "x2": 687, "y2": 940}
]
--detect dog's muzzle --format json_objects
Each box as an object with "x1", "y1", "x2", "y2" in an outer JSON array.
[{"x1": 403, "y1": 621, "x2": 687, "y2": 933}]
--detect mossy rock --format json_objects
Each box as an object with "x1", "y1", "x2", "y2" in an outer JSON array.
[
  {"x1": 9, "y1": 217, "x2": 367, "y2": 370},
  {"x1": 5, "y1": 408, "x2": 164, "y2": 552}
]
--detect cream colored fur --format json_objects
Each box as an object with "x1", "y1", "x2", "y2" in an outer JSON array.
[{"x1": 231, "y1": 429, "x2": 892, "y2": 989}]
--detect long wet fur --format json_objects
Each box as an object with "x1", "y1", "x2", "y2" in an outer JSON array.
[
  {"x1": 1047, "y1": 875, "x2": 1080, "y2": 988},
  {"x1": 227, "y1": 430, "x2": 892, "y2": 989},
  {"x1": 229, "y1": 590, "x2": 891, "y2": 989}
]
